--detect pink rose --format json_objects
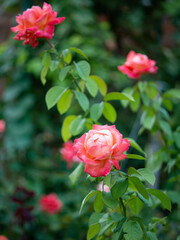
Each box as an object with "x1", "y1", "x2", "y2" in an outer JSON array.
[
  {"x1": 11, "y1": 2, "x2": 65, "y2": 48},
  {"x1": 74, "y1": 125, "x2": 130, "y2": 177},
  {"x1": 0, "y1": 236, "x2": 8, "y2": 240},
  {"x1": 118, "y1": 51, "x2": 158, "y2": 79},
  {"x1": 60, "y1": 141, "x2": 80, "y2": 169},
  {"x1": 39, "y1": 193, "x2": 63, "y2": 214},
  {"x1": 0, "y1": 120, "x2": 5, "y2": 133},
  {"x1": 97, "y1": 182, "x2": 110, "y2": 192}
]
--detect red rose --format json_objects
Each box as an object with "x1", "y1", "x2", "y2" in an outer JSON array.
[
  {"x1": 39, "y1": 193, "x2": 63, "y2": 214},
  {"x1": 118, "y1": 51, "x2": 158, "y2": 79},
  {"x1": 11, "y1": 2, "x2": 65, "y2": 48},
  {"x1": 74, "y1": 125, "x2": 130, "y2": 177}
]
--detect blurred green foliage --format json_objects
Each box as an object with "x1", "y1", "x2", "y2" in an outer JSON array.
[{"x1": 0, "y1": 0, "x2": 180, "y2": 239}]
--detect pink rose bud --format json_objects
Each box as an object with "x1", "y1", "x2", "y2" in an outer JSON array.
[
  {"x1": 39, "y1": 193, "x2": 63, "y2": 214},
  {"x1": 97, "y1": 182, "x2": 110, "y2": 193},
  {"x1": 118, "y1": 51, "x2": 158, "y2": 79},
  {"x1": 59, "y1": 141, "x2": 80, "y2": 169},
  {"x1": 74, "y1": 125, "x2": 130, "y2": 177},
  {"x1": 11, "y1": 2, "x2": 66, "y2": 48},
  {"x1": 0, "y1": 120, "x2": 5, "y2": 133},
  {"x1": 0, "y1": 236, "x2": 8, "y2": 240}
]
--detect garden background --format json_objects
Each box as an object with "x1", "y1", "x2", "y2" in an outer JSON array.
[{"x1": 0, "y1": 0, "x2": 180, "y2": 239}]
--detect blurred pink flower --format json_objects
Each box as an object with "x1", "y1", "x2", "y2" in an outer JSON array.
[
  {"x1": 60, "y1": 141, "x2": 80, "y2": 169},
  {"x1": 0, "y1": 236, "x2": 8, "y2": 240},
  {"x1": 118, "y1": 51, "x2": 158, "y2": 79},
  {"x1": 39, "y1": 193, "x2": 63, "y2": 214},
  {"x1": 97, "y1": 182, "x2": 110, "y2": 192},
  {"x1": 0, "y1": 120, "x2": 5, "y2": 133},
  {"x1": 11, "y1": 2, "x2": 65, "y2": 48},
  {"x1": 74, "y1": 125, "x2": 130, "y2": 177}
]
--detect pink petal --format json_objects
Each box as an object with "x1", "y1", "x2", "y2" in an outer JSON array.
[{"x1": 84, "y1": 160, "x2": 111, "y2": 177}]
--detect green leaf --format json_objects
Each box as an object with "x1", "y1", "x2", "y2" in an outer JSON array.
[
  {"x1": 121, "y1": 87, "x2": 133, "y2": 108},
  {"x1": 49, "y1": 60, "x2": 59, "y2": 71},
  {"x1": 61, "y1": 115, "x2": 76, "y2": 142},
  {"x1": 87, "y1": 223, "x2": 100, "y2": 240},
  {"x1": 42, "y1": 52, "x2": 51, "y2": 67},
  {"x1": 90, "y1": 102, "x2": 104, "y2": 122},
  {"x1": 74, "y1": 91, "x2": 89, "y2": 112},
  {"x1": 102, "y1": 192, "x2": 118, "y2": 209},
  {"x1": 128, "y1": 167, "x2": 155, "y2": 186},
  {"x1": 103, "y1": 102, "x2": 117, "y2": 123},
  {"x1": 146, "y1": 82, "x2": 158, "y2": 100},
  {"x1": 130, "y1": 90, "x2": 140, "y2": 112},
  {"x1": 138, "y1": 168, "x2": 155, "y2": 186},
  {"x1": 141, "y1": 108, "x2": 156, "y2": 130},
  {"x1": 40, "y1": 66, "x2": 48, "y2": 85},
  {"x1": 147, "y1": 232, "x2": 158, "y2": 240},
  {"x1": 162, "y1": 98, "x2": 173, "y2": 111},
  {"x1": 138, "y1": 82, "x2": 146, "y2": 93},
  {"x1": 62, "y1": 49, "x2": 72, "y2": 64},
  {"x1": 69, "y1": 163, "x2": 84, "y2": 185},
  {"x1": 90, "y1": 75, "x2": 107, "y2": 96},
  {"x1": 94, "y1": 192, "x2": 104, "y2": 213},
  {"x1": 128, "y1": 167, "x2": 141, "y2": 176},
  {"x1": 111, "y1": 178, "x2": 128, "y2": 199},
  {"x1": 126, "y1": 154, "x2": 146, "y2": 160},
  {"x1": 69, "y1": 47, "x2": 88, "y2": 59},
  {"x1": 147, "y1": 189, "x2": 171, "y2": 211},
  {"x1": 69, "y1": 116, "x2": 86, "y2": 136},
  {"x1": 57, "y1": 89, "x2": 73, "y2": 114},
  {"x1": 128, "y1": 197, "x2": 144, "y2": 215},
  {"x1": 75, "y1": 60, "x2": 90, "y2": 80},
  {"x1": 59, "y1": 66, "x2": 71, "y2": 81},
  {"x1": 104, "y1": 92, "x2": 134, "y2": 102},
  {"x1": 129, "y1": 176, "x2": 149, "y2": 199},
  {"x1": 89, "y1": 213, "x2": 104, "y2": 226},
  {"x1": 123, "y1": 221, "x2": 143, "y2": 240},
  {"x1": 141, "y1": 92, "x2": 150, "y2": 106},
  {"x1": 163, "y1": 89, "x2": 180, "y2": 99},
  {"x1": 127, "y1": 138, "x2": 146, "y2": 155},
  {"x1": 80, "y1": 190, "x2": 99, "y2": 214},
  {"x1": 159, "y1": 120, "x2": 172, "y2": 137},
  {"x1": 85, "y1": 77, "x2": 98, "y2": 97},
  {"x1": 45, "y1": 86, "x2": 67, "y2": 109},
  {"x1": 174, "y1": 132, "x2": 180, "y2": 148}
]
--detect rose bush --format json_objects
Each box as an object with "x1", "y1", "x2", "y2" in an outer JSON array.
[
  {"x1": 118, "y1": 50, "x2": 158, "y2": 79},
  {"x1": 11, "y1": 2, "x2": 65, "y2": 48},
  {"x1": 74, "y1": 125, "x2": 130, "y2": 177},
  {"x1": 39, "y1": 193, "x2": 63, "y2": 214}
]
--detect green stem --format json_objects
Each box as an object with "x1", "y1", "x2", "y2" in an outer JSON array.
[
  {"x1": 46, "y1": 39, "x2": 60, "y2": 58},
  {"x1": 119, "y1": 198, "x2": 126, "y2": 218}
]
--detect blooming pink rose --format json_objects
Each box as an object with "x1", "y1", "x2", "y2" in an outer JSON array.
[
  {"x1": 0, "y1": 120, "x2": 5, "y2": 133},
  {"x1": 39, "y1": 193, "x2": 63, "y2": 214},
  {"x1": 0, "y1": 236, "x2": 8, "y2": 240},
  {"x1": 74, "y1": 125, "x2": 130, "y2": 177},
  {"x1": 60, "y1": 141, "x2": 80, "y2": 169},
  {"x1": 11, "y1": 2, "x2": 65, "y2": 48},
  {"x1": 118, "y1": 51, "x2": 158, "y2": 79},
  {"x1": 97, "y1": 182, "x2": 110, "y2": 192}
]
